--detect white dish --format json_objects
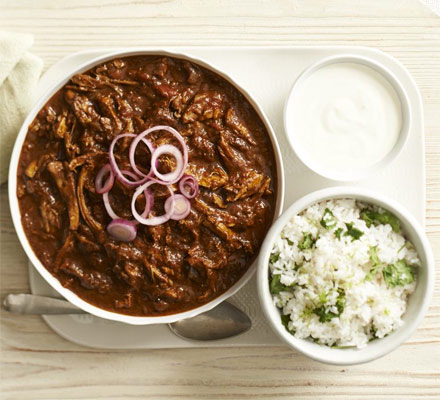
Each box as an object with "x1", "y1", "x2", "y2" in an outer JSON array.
[
  {"x1": 8, "y1": 48, "x2": 285, "y2": 325},
  {"x1": 284, "y1": 54, "x2": 412, "y2": 182},
  {"x1": 257, "y1": 187, "x2": 434, "y2": 365},
  {"x1": 26, "y1": 46, "x2": 425, "y2": 349}
]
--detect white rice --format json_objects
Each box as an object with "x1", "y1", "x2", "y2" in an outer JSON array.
[{"x1": 269, "y1": 199, "x2": 419, "y2": 349}]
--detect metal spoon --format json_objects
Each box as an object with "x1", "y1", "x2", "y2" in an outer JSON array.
[{"x1": 3, "y1": 293, "x2": 251, "y2": 341}]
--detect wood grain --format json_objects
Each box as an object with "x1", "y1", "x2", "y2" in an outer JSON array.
[{"x1": 1, "y1": 0, "x2": 439, "y2": 398}]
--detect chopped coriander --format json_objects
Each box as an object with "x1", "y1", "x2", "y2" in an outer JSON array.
[
  {"x1": 286, "y1": 238, "x2": 294, "y2": 246},
  {"x1": 318, "y1": 292, "x2": 327, "y2": 304},
  {"x1": 398, "y1": 243, "x2": 406, "y2": 253},
  {"x1": 313, "y1": 306, "x2": 338, "y2": 323},
  {"x1": 383, "y1": 259, "x2": 415, "y2": 288},
  {"x1": 369, "y1": 325, "x2": 378, "y2": 342},
  {"x1": 334, "y1": 227, "x2": 343, "y2": 239},
  {"x1": 298, "y1": 232, "x2": 316, "y2": 250},
  {"x1": 360, "y1": 208, "x2": 400, "y2": 233},
  {"x1": 269, "y1": 252, "x2": 280, "y2": 264},
  {"x1": 365, "y1": 246, "x2": 381, "y2": 280},
  {"x1": 365, "y1": 267, "x2": 379, "y2": 281},
  {"x1": 313, "y1": 289, "x2": 345, "y2": 323},
  {"x1": 269, "y1": 274, "x2": 289, "y2": 294},
  {"x1": 320, "y1": 208, "x2": 337, "y2": 230},
  {"x1": 344, "y1": 222, "x2": 364, "y2": 241},
  {"x1": 359, "y1": 209, "x2": 374, "y2": 227},
  {"x1": 369, "y1": 246, "x2": 380, "y2": 265},
  {"x1": 335, "y1": 289, "x2": 346, "y2": 314},
  {"x1": 301, "y1": 308, "x2": 313, "y2": 319},
  {"x1": 281, "y1": 314, "x2": 292, "y2": 332}
]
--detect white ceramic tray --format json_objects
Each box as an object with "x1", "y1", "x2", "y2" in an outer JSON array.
[{"x1": 28, "y1": 46, "x2": 424, "y2": 349}]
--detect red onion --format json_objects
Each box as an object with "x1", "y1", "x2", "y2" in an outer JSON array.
[
  {"x1": 102, "y1": 192, "x2": 120, "y2": 220},
  {"x1": 131, "y1": 181, "x2": 175, "y2": 226},
  {"x1": 107, "y1": 219, "x2": 137, "y2": 242},
  {"x1": 129, "y1": 125, "x2": 188, "y2": 184},
  {"x1": 95, "y1": 164, "x2": 115, "y2": 194},
  {"x1": 103, "y1": 171, "x2": 153, "y2": 221},
  {"x1": 164, "y1": 194, "x2": 191, "y2": 220},
  {"x1": 179, "y1": 175, "x2": 199, "y2": 199},
  {"x1": 128, "y1": 136, "x2": 155, "y2": 178},
  {"x1": 109, "y1": 133, "x2": 150, "y2": 187},
  {"x1": 151, "y1": 144, "x2": 184, "y2": 183}
]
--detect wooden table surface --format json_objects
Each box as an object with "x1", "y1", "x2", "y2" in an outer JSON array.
[{"x1": 1, "y1": 0, "x2": 439, "y2": 398}]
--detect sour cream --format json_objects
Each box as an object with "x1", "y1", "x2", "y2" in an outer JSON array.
[{"x1": 290, "y1": 62, "x2": 402, "y2": 173}]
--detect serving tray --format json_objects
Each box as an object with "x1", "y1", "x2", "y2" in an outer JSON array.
[{"x1": 28, "y1": 46, "x2": 424, "y2": 349}]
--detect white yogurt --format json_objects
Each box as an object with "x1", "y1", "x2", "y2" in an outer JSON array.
[{"x1": 290, "y1": 62, "x2": 402, "y2": 172}]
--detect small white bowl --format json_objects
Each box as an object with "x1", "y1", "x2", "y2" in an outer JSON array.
[
  {"x1": 257, "y1": 187, "x2": 434, "y2": 365},
  {"x1": 8, "y1": 48, "x2": 285, "y2": 325},
  {"x1": 284, "y1": 54, "x2": 412, "y2": 182}
]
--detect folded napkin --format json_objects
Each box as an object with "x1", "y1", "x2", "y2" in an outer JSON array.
[{"x1": 0, "y1": 31, "x2": 43, "y2": 184}]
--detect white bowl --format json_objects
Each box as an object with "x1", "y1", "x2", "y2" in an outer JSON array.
[
  {"x1": 8, "y1": 48, "x2": 285, "y2": 325},
  {"x1": 257, "y1": 187, "x2": 434, "y2": 365},
  {"x1": 284, "y1": 54, "x2": 412, "y2": 182}
]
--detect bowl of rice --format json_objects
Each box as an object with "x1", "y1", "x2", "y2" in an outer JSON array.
[{"x1": 257, "y1": 187, "x2": 434, "y2": 365}]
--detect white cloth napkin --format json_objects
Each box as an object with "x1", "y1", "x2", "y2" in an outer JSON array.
[{"x1": 0, "y1": 31, "x2": 43, "y2": 184}]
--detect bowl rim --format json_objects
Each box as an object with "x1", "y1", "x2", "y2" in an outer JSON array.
[
  {"x1": 8, "y1": 48, "x2": 285, "y2": 325},
  {"x1": 257, "y1": 186, "x2": 434, "y2": 365},
  {"x1": 283, "y1": 53, "x2": 413, "y2": 182}
]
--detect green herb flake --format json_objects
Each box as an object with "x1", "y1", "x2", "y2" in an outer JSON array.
[
  {"x1": 320, "y1": 208, "x2": 337, "y2": 230},
  {"x1": 318, "y1": 292, "x2": 327, "y2": 304},
  {"x1": 368, "y1": 325, "x2": 379, "y2": 342},
  {"x1": 335, "y1": 288, "x2": 346, "y2": 314},
  {"x1": 344, "y1": 222, "x2": 364, "y2": 241},
  {"x1": 298, "y1": 232, "x2": 316, "y2": 250},
  {"x1": 269, "y1": 274, "x2": 290, "y2": 294},
  {"x1": 269, "y1": 252, "x2": 280, "y2": 264},
  {"x1": 313, "y1": 289, "x2": 345, "y2": 323},
  {"x1": 369, "y1": 246, "x2": 380, "y2": 265},
  {"x1": 398, "y1": 243, "x2": 406, "y2": 253},
  {"x1": 365, "y1": 246, "x2": 381, "y2": 281},
  {"x1": 285, "y1": 238, "x2": 294, "y2": 246},
  {"x1": 301, "y1": 308, "x2": 313, "y2": 319},
  {"x1": 360, "y1": 208, "x2": 400, "y2": 233},
  {"x1": 334, "y1": 228, "x2": 343, "y2": 240},
  {"x1": 383, "y1": 259, "x2": 415, "y2": 288},
  {"x1": 313, "y1": 306, "x2": 338, "y2": 323},
  {"x1": 281, "y1": 314, "x2": 293, "y2": 333}
]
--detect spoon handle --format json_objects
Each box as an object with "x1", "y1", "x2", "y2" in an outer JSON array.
[{"x1": 3, "y1": 293, "x2": 86, "y2": 315}]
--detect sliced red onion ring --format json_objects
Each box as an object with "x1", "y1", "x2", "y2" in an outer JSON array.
[
  {"x1": 103, "y1": 192, "x2": 120, "y2": 220},
  {"x1": 103, "y1": 171, "x2": 153, "y2": 221},
  {"x1": 179, "y1": 175, "x2": 199, "y2": 199},
  {"x1": 132, "y1": 181, "x2": 175, "y2": 226},
  {"x1": 109, "y1": 133, "x2": 150, "y2": 187},
  {"x1": 107, "y1": 219, "x2": 137, "y2": 242},
  {"x1": 95, "y1": 164, "x2": 115, "y2": 194},
  {"x1": 128, "y1": 137, "x2": 155, "y2": 178},
  {"x1": 129, "y1": 125, "x2": 188, "y2": 184},
  {"x1": 151, "y1": 144, "x2": 184, "y2": 183},
  {"x1": 164, "y1": 194, "x2": 191, "y2": 221}
]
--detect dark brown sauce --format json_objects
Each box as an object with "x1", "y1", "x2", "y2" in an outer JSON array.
[{"x1": 17, "y1": 55, "x2": 277, "y2": 316}]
